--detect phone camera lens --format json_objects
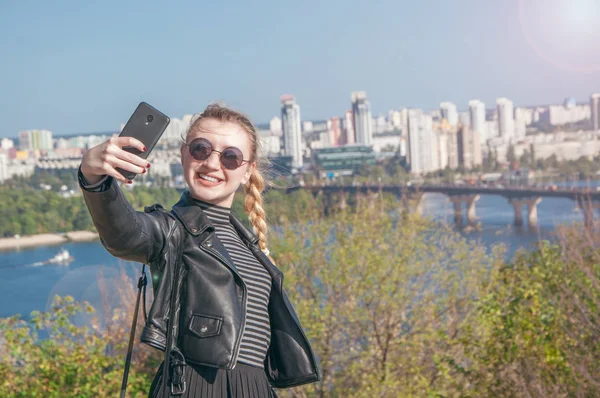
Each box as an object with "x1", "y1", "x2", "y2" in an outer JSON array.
[{"x1": 146, "y1": 115, "x2": 154, "y2": 123}]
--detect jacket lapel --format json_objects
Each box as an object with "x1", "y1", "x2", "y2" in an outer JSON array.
[
  {"x1": 206, "y1": 234, "x2": 238, "y2": 272},
  {"x1": 172, "y1": 192, "x2": 238, "y2": 273}
]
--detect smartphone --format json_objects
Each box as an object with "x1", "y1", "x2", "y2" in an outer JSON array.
[{"x1": 116, "y1": 102, "x2": 171, "y2": 180}]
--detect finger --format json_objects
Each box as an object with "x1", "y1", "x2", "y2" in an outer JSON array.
[
  {"x1": 103, "y1": 143, "x2": 149, "y2": 169},
  {"x1": 117, "y1": 136, "x2": 146, "y2": 152},
  {"x1": 113, "y1": 147, "x2": 150, "y2": 169},
  {"x1": 103, "y1": 164, "x2": 131, "y2": 183},
  {"x1": 107, "y1": 155, "x2": 146, "y2": 176}
]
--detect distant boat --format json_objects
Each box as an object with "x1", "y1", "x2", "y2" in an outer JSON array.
[{"x1": 47, "y1": 248, "x2": 74, "y2": 264}]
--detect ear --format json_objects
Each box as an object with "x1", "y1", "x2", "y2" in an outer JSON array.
[{"x1": 241, "y1": 162, "x2": 256, "y2": 185}]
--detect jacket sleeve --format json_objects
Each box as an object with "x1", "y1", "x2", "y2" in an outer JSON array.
[{"x1": 78, "y1": 167, "x2": 168, "y2": 264}]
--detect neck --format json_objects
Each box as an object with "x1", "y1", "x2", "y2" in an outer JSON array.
[
  {"x1": 187, "y1": 192, "x2": 232, "y2": 211},
  {"x1": 194, "y1": 198, "x2": 231, "y2": 211}
]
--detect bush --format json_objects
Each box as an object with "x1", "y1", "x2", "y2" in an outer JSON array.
[{"x1": 0, "y1": 270, "x2": 162, "y2": 398}]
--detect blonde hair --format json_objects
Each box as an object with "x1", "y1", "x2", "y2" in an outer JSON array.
[{"x1": 185, "y1": 103, "x2": 271, "y2": 254}]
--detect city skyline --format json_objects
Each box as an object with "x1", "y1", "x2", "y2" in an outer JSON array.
[
  {"x1": 1, "y1": 1, "x2": 599, "y2": 138},
  {"x1": 2, "y1": 92, "x2": 597, "y2": 141}
]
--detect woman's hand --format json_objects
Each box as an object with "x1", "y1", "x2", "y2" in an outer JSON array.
[{"x1": 80, "y1": 136, "x2": 149, "y2": 184}]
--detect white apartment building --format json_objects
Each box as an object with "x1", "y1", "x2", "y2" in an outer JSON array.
[
  {"x1": 0, "y1": 153, "x2": 8, "y2": 182},
  {"x1": 408, "y1": 110, "x2": 438, "y2": 174},
  {"x1": 280, "y1": 95, "x2": 303, "y2": 169},
  {"x1": 538, "y1": 104, "x2": 591, "y2": 126},
  {"x1": 19, "y1": 129, "x2": 53, "y2": 150},
  {"x1": 496, "y1": 98, "x2": 515, "y2": 141},
  {"x1": 590, "y1": 93, "x2": 600, "y2": 131},
  {"x1": 440, "y1": 102, "x2": 458, "y2": 126},
  {"x1": 351, "y1": 91, "x2": 373, "y2": 145},
  {"x1": 469, "y1": 99, "x2": 486, "y2": 140}
]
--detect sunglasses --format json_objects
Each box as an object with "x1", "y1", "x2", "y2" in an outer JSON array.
[{"x1": 184, "y1": 137, "x2": 250, "y2": 170}]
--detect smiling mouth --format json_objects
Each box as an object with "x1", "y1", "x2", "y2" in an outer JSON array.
[{"x1": 197, "y1": 173, "x2": 223, "y2": 183}]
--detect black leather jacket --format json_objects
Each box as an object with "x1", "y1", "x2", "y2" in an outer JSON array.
[{"x1": 80, "y1": 176, "x2": 320, "y2": 388}]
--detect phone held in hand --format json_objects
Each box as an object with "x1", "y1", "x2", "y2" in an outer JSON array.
[{"x1": 116, "y1": 102, "x2": 170, "y2": 180}]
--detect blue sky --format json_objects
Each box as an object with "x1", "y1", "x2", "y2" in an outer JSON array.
[{"x1": 1, "y1": 0, "x2": 599, "y2": 138}]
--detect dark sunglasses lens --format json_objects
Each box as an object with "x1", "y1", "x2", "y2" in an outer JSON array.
[
  {"x1": 221, "y1": 148, "x2": 244, "y2": 170},
  {"x1": 189, "y1": 139, "x2": 212, "y2": 161}
]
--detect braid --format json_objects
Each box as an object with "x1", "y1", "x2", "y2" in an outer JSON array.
[{"x1": 244, "y1": 168, "x2": 269, "y2": 253}]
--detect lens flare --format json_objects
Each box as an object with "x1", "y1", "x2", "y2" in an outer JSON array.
[{"x1": 518, "y1": 0, "x2": 600, "y2": 73}]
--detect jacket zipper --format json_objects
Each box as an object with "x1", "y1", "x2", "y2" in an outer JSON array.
[{"x1": 200, "y1": 244, "x2": 248, "y2": 370}]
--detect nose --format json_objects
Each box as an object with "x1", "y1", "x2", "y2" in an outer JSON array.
[{"x1": 204, "y1": 150, "x2": 221, "y2": 169}]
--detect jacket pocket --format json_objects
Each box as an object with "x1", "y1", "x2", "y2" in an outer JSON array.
[{"x1": 188, "y1": 314, "x2": 223, "y2": 339}]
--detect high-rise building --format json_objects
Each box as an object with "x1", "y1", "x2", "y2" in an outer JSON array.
[
  {"x1": 19, "y1": 129, "x2": 53, "y2": 151},
  {"x1": 389, "y1": 110, "x2": 402, "y2": 130},
  {"x1": 0, "y1": 153, "x2": 7, "y2": 182},
  {"x1": 458, "y1": 112, "x2": 470, "y2": 127},
  {"x1": 440, "y1": 102, "x2": 458, "y2": 126},
  {"x1": 399, "y1": 108, "x2": 409, "y2": 136},
  {"x1": 437, "y1": 132, "x2": 449, "y2": 170},
  {"x1": 472, "y1": 128, "x2": 482, "y2": 167},
  {"x1": 446, "y1": 131, "x2": 459, "y2": 169},
  {"x1": 496, "y1": 98, "x2": 515, "y2": 141},
  {"x1": 328, "y1": 117, "x2": 341, "y2": 147},
  {"x1": 514, "y1": 107, "x2": 530, "y2": 139},
  {"x1": 407, "y1": 110, "x2": 420, "y2": 172},
  {"x1": 280, "y1": 95, "x2": 303, "y2": 170},
  {"x1": 351, "y1": 91, "x2": 373, "y2": 145},
  {"x1": 457, "y1": 124, "x2": 482, "y2": 169},
  {"x1": 408, "y1": 110, "x2": 437, "y2": 174},
  {"x1": 468, "y1": 100, "x2": 486, "y2": 140},
  {"x1": 591, "y1": 93, "x2": 600, "y2": 131},
  {"x1": 270, "y1": 116, "x2": 282, "y2": 134},
  {"x1": 515, "y1": 107, "x2": 535, "y2": 126},
  {"x1": 485, "y1": 120, "x2": 498, "y2": 140},
  {"x1": 341, "y1": 110, "x2": 355, "y2": 145}
]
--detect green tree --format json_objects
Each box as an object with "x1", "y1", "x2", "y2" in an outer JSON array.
[
  {"x1": 519, "y1": 149, "x2": 530, "y2": 167},
  {"x1": 506, "y1": 142, "x2": 516, "y2": 164}
]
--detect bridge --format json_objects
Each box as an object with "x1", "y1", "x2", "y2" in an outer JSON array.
[{"x1": 283, "y1": 184, "x2": 600, "y2": 228}]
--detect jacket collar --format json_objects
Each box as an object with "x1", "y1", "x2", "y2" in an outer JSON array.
[
  {"x1": 171, "y1": 191, "x2": 259, "y2": 247},
  {"x1": 171, "y1": 191, "x2": 283, "y2": 281},
  {"x1": 171, "y1": 191, "x2": 214, "y2": 236}
]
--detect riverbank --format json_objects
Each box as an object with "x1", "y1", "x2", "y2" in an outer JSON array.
[{"x1": 0, "y1": 231, "x2": 99, "y2": 251}]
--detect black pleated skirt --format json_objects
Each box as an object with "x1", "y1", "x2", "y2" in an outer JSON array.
[{"x1": 148, "y1": 361, "x2": 278, "y2": 398}]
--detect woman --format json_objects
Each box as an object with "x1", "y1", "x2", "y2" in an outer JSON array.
[{"x1": 79, "y1": 104, "x2": 320, "y2": 397}]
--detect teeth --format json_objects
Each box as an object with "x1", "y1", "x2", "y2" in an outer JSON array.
[{"x1": 199, "y1": 173, "x2": 219, "y2": 183}]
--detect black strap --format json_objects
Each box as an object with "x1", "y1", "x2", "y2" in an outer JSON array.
[{"x1": 120, "y1": 263, "x2": 148, "y2": 398}]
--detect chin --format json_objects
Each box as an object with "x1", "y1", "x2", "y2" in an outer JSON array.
[
  {"x1": 188, "y1": 186, "x2": 232, "y2": 207},
  {"x1": 189, "y1": 187, "x2": 216, "y2": 202}
]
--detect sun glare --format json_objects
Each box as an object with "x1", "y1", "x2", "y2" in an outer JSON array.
[
  {"x1": 564, "y1": 0, "x2": 599, "y2": 33},
  {"x1": 518, "y1": 0, "x2": 600, "y2": 72}
]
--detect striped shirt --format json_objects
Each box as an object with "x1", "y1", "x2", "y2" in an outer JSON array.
[{"x1": 197, "y1": 201, "x2": 272, "y2": 369}]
